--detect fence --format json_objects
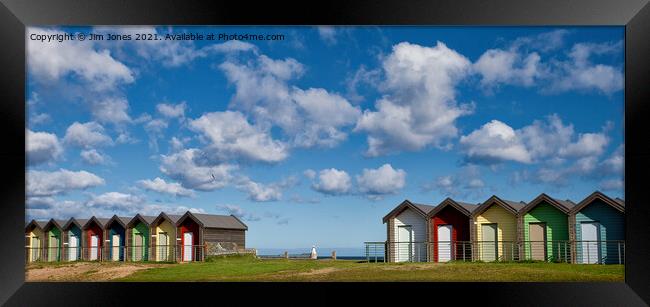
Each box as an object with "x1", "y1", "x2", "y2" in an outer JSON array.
[
  {"x1": 364, "y1": 240, "x2": 625, "y2": 264},
  {"x1": 25, "y1": 242, "x2": 252, "y2": 264}
]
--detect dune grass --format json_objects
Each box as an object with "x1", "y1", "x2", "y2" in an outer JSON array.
[{"x1": 116, "y1": 254, "x2": 624, "y2": 282}]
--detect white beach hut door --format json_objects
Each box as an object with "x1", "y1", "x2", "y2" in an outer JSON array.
[
  {"x1": 134, "y1": 234, "x2": 144, "y2": 261},
  {"x1": 90, "y1": 235, "x2": 99, "y2": 260},
  {"x1": 581, "y1": 222, "x2": 600, "y2": 264},
  {"x1": 481, "y1": 224, "x2": 498, "y2": 261},
  {"x1": 397, "y1": 225, "x2": 413, "y2": 262},
  {"x1": 32, "y1": 237, "x2": 40, "y2": 262},
  {"x1": 438, "y1": 225, "x2": 453, "y2": 262},
  {"x1": 112, "y1": 235, "x2": 120, "y2": 261},
  {"x1": 158, "y1": 233, "x2": 168, "y2": 261},
  {"x1": 68, "y1": 235, "x2": 78, "y2": 261},
  {"x1": 183, "y1": 232, "x2": 193, "y2": 261}
]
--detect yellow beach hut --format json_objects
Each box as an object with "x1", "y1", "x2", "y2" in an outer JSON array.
[
  {"x1": 25, "y1": 220, "x2": 47, "y2": 262},
  {"x1": 471, "y1": 196, "x2": 526, "y2": 261}
]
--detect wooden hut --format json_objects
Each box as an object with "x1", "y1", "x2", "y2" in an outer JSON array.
[
  {"x1": 428, "y1": 198, "x2": 478, "y2": 262},
  {"x1": 518, "y1": 193, "x2": 574, "y2": 262},
  {"x1": 150, "y1": 212, "x2": 181, "y2": 262},
  {"x1": 569, "y1": 191, "x2": 625, "y2": 264},
  {"x1": 104, "y1": 215, "x2": 130, "y2": 261},
  {"x1": 382, "y1": 200, "x2": 435, "y2": 262},
  {"x1": 25, "y1": 220, "x2": 47, "y2": 262},
  {"x1": 175, "y1": 211, "x2": 248, "y2": 261},
  {"x1": 61, "y1": 218, "x2": 87, "y2": 261},
  {"x1": 43, "y1": 219, "x2": 66, "y2": 262},
  {"x1": 471, "y1": 196, "x2": 526, "y2": 261},
  {"x1": 82, "y1": 217, "x2": 109, "y2": 261},
  {"x1": 126, "y1": 214, "x2": 156, "y2": 261}
]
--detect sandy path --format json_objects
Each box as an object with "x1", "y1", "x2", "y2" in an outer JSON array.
[{"x1": 26, "y1": 262, "x2": 166, "y2": 281}]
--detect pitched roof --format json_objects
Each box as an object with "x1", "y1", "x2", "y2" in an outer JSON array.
[
  {"x1": 614, "y1": 198, "x2": 625, "y2": 206},
  {"x1": 472, "y1": 196, "x2": 522, "y2": 217},
  {"x1": 191, "y1": 213, "x2": 248, "y2": 230},
  {"x1": 84, "y1": 217, "x2": 110, "y2": 229},
  {"x1": 570, "y1": 191, "x2": 625, "y2": 214},
  {"x1": 502, "y1": 200, "x2": 527, "y2": 211},
  {"x1": 382, "y1": 200, "x2": 436, "y2": 223},
  {"x1": 411, "y1": 203, "x2": 436, "y2": 215},
  {"x1": 63, "y1": 218, "x2": 88, "y2": 230},
  {"x1": 25, "y1": 220, "x2": 48, "y2": 231},
  {"x1": 456, "y1": 201, "x2": 480, "y2": 213},
  {"x1": 519, "y1": 193, "x2": 575, "y2": 216},
  {"x1": 427, "y1": 198, "x2": 478, "y2": 217},
  {"x1": 167, "y1": 214, "x2": 182, "y2": 223}
]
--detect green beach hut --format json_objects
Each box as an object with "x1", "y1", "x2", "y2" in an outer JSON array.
[
  {"x1": 518, "y1": 193, "x2": 575, "y2": 262},
  {"x1": 127, "y1": 214, "x2": 156, "y2": 261}
]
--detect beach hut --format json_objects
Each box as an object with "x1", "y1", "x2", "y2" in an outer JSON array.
[
  {"x1": 83, "y1": 217, "x2": 109, "y2": 261},
  {"x1": 471, "y1": 196, "x2": 526, "y2": 261},
  {"x1": 150, "y1": 212, "x2": 181, "y2": 262},
  {"x1": 569, "y1": 191, "x2": 625, "y2": 264},
  {"x1": 61, "y1": 218, "x2": 87, "y2": 261},
  {"x1": 428, "y1": 198, "x2": 478, "y2": 262},
  {"x1": 43, "y1": 219, "x2": 66, "y2": 262},
  {"x1": 25, "y1": 220, "x2": 47, "y2": 262},
  {"x1": 518, "y1": 193, "x2": 574, "y2": 262},
  {"x1": 382, "y1": 200, "x2": 435, "y2": 262},
  {"x1": 127, "y1": 214, "x2": 156, "y2": 261},
  {"x1": 104, "y1": 215, "x2": 130, "y2": 261},
  {"x1": 175, "y1": 211, "x2": 248, "y2": 261}
]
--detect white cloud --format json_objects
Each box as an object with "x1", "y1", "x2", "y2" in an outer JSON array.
[
  {"x1": 91, "y1": 97, "x2": 132, "y2": 125},
  {"x1": 206, "y1": 40, "x2": 259, "y2": 54},
  {"x1": 317, "y1": 26, "x2": 337, "y2": 45},
  {"x1": 80, "y1": 149, "x2": 110, "y2": 165},
  {"x1": 303, "y1": 169, "x2": 316, "y2": 180},
  {"x1": 547, "y1": 41, "x2": 623, "y2": 95},
  {"x1": 290, "y1": 88, "x2": 361, "y2": 147},
  {"x1": 460, "y1": 115, "x2": 610, "y2": 165},
  {"x1": 426, "y1": 165, "x2": 486, "y2": 199},
  {"x1": 26, "y1": 194, "x2": 205, "y2": 220},
  {"x1": 311, "y1": 168, "x2": 352, "y2": 195},
  {"x1": 189, "y1": 111, "x2": 289, "y2": 163},
  {"x1": 354, "y1": 41, "x2": 474, "y2": 156},
  {"x1": 474, "y1": 48, "x2": 541, "y2": 90},
  {"x1": 63, "y1": 121, "x2": 113, "y2": 148},
  {"x1": 86, "y1": 191, "x2": 145, "y2": 212},
  {"x1": 233, "y1": 175, "x2": 297, "y2": 202},
  {"x1": 459, "y1": 120, "x2": 532, "y2": 164},
  {"x1": 156, "y1": 102, "x2": 187, "y2": 119},
  {"x1": 26, "y1": 129, "x2": 63, "y2": 165},
  {"x1": 599, "y1": 179, "x2": 624, "y2": 191},
  {"x1": 138, "y1": 177, "x2": 195, "y2": 197},
  {"x1": 95, "y1": 26, "x2": 202, "y2": 67},
  {"x1": 559, "y1": 132, "x2": 609, "y2": 158},
  {"x1": 219, "y1": 53, "x2": 360, "y2": 148},
  {"x1": 28, "y1": 28, "x2": 134, "y2": 91},
  {"x1": 216, "y1": 204, "x2": 260, "y2": 221},
  {"x1": 356, "y1": 164, "x2": 406, "y2": 198},
  {"x1": 30, "y1": 113, "x2": 51, "y2": 125},
  {"x1": 159, "y1": 148, "x2": 236, "y2": 191},
  {"x1": 27, "y1": 169, "x2": 105, "y2": 196},
  {"x1": 599, "y1": 145, "x2": 624, "y2": 175}
]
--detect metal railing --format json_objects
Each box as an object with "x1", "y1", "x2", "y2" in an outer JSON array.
[
  {"x1": 364, "y1": 240, "x2": 625, "y2": 264},
  {"x1": 25, "y1": 244, "x2": 213, "y2": 263}
]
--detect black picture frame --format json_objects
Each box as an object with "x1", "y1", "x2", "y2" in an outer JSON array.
[{"x1": 1, "y1": 0, "x2": 649, "y2": 305}]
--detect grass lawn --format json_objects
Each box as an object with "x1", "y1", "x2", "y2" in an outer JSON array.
[{"x1": 114, "y1": 255, "x2": 624, "y2": 282}]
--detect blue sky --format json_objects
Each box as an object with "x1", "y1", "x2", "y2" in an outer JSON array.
[{"x1": 26, "y1": 26, "x2": 624, "y2": 249}]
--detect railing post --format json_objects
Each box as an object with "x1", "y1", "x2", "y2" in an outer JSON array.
[{"x1": 618, "y1": 242, "x2": 621, "y2": 265}]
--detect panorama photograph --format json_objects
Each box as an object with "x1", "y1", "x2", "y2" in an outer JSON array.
[{"x1": 25, "y1": 26, "x2": 624, "y2": 281}]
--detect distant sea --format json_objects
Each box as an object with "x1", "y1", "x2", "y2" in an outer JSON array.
[{"x1": 257, "y1": 247, "x2": 367, "y2": 259}]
